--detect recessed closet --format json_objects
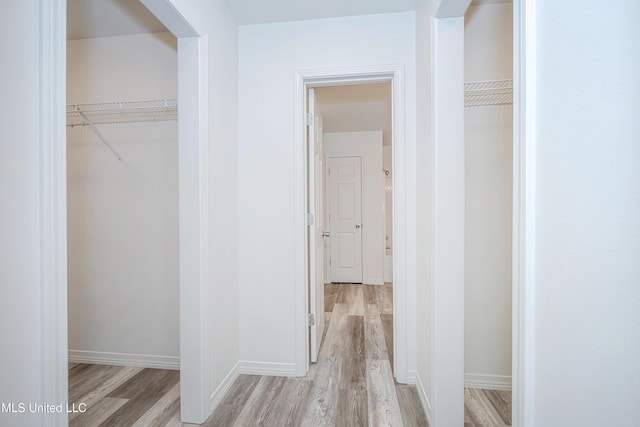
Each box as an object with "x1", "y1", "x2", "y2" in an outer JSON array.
[
  {"x1": 463, "y1": 1, "x2": 513, "y2": 424},
  {"x1": 66, "y1": 2, "x2": 179, "y2": 371}
]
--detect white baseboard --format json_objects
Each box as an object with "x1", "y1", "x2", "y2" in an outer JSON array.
[
  {"x1": 68, "y1": 350, "x2": 179, "y2": 370},
  {"x1": 364, "y1": 280, "x2": 385, "y2": 286},
  {"x1": 239, "y1": 360, "x2": 297, "y2": 377},
  {"x1": 465, "y1": 373, "x2": 512, "y2": 391},
  {"x1": 405, "y1": 369, "x2": 417, "y2": 385},
  {"x1": 210, "y1": 362, "x2": 240, "y2": 413},
  {"x1": 414, "y1": 370, "x2": 432, "y2": 424}
]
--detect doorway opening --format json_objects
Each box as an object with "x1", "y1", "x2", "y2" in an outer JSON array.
[
  {"x1": 307, "y1": 82, "x2": 393, "y2": 367},
  {"x1": 295, "y1": 66, "x2": 408, "y2": 383},
  {"x1": 41, "y1": 0, "x2": 211, "y2": 424},
  {"x1": 463, "y1": 2, "x2": 514, "y2": 425},
  {"x1": 65, "y1": 2, "x2": 181, "y2": 425}
]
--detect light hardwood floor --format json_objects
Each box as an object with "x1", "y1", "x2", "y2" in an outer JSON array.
[
  {"x1": 202, "y1": 283, "x2": 426, "y2": 427},
  {"x1": 68, "y1": 282, "x2": 511, "y2": 426},
  {"x1": 68, "y1": 363, "x2": 180, "y2": 426}
]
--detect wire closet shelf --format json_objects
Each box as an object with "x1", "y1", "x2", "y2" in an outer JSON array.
[
  {"x1": 67, "y1": 98, "x2": 177, "y2": 161},
  {"x1": 67, "y1": 98, "x2": 178, "y2": 127},
  {"x1": 464, "y1": 79, "x2": 513, "y2": 107}
]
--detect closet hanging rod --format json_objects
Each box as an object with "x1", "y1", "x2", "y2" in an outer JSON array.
[{"x1": 464, "y1": 79, "x2": 513, "y2": 107}]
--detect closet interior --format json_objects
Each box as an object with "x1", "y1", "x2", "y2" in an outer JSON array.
[
  {"x1": 463, "y1": 1, "x2": 513, "y2": 426},
  {"x1": 66, "y1": 0, "x2": 180, "y2": 382}
]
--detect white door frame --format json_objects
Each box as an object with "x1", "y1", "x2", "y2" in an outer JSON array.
[
  {"x1": 512, "y1": 0, "x2": 537, "y2": 425},
  {"x1": 38, "y1": 0, "x2": 212, "y2": 424},
  {"x1": 38, "y1": 3, "x2": 68, "y2": 426},
  {"x1": 293, "y1": 65, "x2": 410, "y2": 382}
]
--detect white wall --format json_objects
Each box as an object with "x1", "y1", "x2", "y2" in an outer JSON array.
[
  {"x1": 67, "y1": 32, "x2": 179, "y2": 360},
  {"x1": 172, "y1": 0, "x2": 241, "y2": 409},
  {"x1": 238, "y1": 12, "x2": 416, "y2": 370},
  {"x1": 463, "y1": 3, "x2": 513, "y2": 387},
  {"x1": 414, "y1": 0, "x2": 434, "y2": 416},
  {"x1": 199, "y1": 0, "x2": 241, "y2": 403},
  {"x1": 324, "y1": 131, "x2": 385, "y2": 285},
  {"x1": 316, "y1": 83, "x2": 392, "y2": 146},
  {"x1": 532, "y1": 1, "x2": 640, "y2": 425},
  {"x1": 0, "y1": 1, "x2": 43, "y2": 425}
]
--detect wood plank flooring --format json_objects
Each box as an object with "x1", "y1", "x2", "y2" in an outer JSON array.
[
  {"x1": 68, "y1": 282, "x2": 511, "y2": 426},
  {"x1": 203, "y1": 283, "x2": 425, "y2": 427},
  {"x1": 464, "y1": 388, "x2": 512, "y2": 427},
  {"x1": 68, "y1": 363, "x2": 180, "y2": 427}
]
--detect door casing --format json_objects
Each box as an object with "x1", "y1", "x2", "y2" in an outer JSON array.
[
  {"x1": 38, "y1": 0, "x2": 212, "y2": 424},
  {"x1": 294, "y1": 65, "x2": 409, "y2": 382}
]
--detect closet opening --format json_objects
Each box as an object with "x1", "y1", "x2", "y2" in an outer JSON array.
[
  {"x1": 66, "y1": 2, "x2": 180, "y2": 424},
  {"x1": 63, "y1": 0, "x2": 210, "y2": 423},
  {"x1": 463, "y1": 2, "x2": 514, "y2": 426}
]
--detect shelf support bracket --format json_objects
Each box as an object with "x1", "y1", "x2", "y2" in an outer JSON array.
[{"x1": 75, "y1": 106, "x2": 122, "y2": 160}]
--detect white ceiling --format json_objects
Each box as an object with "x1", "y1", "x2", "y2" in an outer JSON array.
[
  {"x1": 471, "y1": 0, "x2": 512, "y2": 5},
  {"x1": 67, "y1": 0, "x2": 512, "y2": 40},
  {"x1": 67, "y1": 0, "x2": 167, "y2": 40},
  {"x1": 223, "y1": 0, "x2": 417, "y2": 26},
  {"x1": 315, "y1": 83, "x2": 392, "y2": 146}
]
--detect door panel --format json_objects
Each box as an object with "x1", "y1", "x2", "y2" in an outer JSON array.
[
  {"x1": 329, "y1": 156, "x2": 363, "y2": 283},
  {"x1": 337, "y1": 183, "x2": 356, "y2": 218},
  {"x1": 308, "y1": 88, "x2": 325, "y2": 363}
]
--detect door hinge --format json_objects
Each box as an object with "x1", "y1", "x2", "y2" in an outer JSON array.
[
  {"x1": 329, "y1": 259, "x2": 332, "y2": 267},
  {"x1": 328, "y1": 167, "x2": 331, "y2": 176},
  {"x1": 307, "y1": 313, "x2": 315, "y2": 326},
  {"x1": 307, "y1": 212, "x2": 314, "y2": 226},
  {"x1": 305, "y1": 113, "x2": 314, "y2": 126}
]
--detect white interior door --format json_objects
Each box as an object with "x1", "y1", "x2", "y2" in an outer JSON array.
[
  {"x1": 308, "y1": 88, "x2": 325, "y2": 363},
  {"x1": 328, "y1": 156, "x2": 363, "y2": 283}
]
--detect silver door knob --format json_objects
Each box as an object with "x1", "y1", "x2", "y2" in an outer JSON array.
[
  {"x1": 322, "y1": 232, "x2": 330, "y2": 237},
  {"x1": 355, "y1": 224, "x2": 361, "y2": 229}
]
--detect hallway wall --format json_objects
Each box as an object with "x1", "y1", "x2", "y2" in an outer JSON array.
[
  {"x1": 414, "y1": 0, "x2": 434, "y2": 413},
  {"x1": 237, "y1": 12, "x2": 416, "y2": 373},
  {"x1": 176, "y1": 0, "x2": 241, "y2": 410},
  {"x1": 532, "y1": 1, "x2": 640, "y2": 425},
  {"x1": 0, "y1": 2, "x2": 44, "y2": 425}
]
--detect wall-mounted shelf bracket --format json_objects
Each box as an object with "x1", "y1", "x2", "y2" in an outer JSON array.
[{"x1": 75, "y1": 106, "x2": 122, "y2": 160}]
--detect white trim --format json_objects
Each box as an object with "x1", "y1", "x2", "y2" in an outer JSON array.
[
  {"x1": 429, "y1": 15, "x2": 466, "y2": 426},
  {"x1": 68, "y1": 350, "x2": 180, "y2": 370},
  {"x1": 414, "y1": 370, "x2": 432, "y2": 424},
  {"x1": 175, "y1": 34, "x2": 211, "y2": 424},
  {"x1": 140, "y1": 0, "x2": 201, "y2": 38},
  {"x1": 512, "y1": 0, "x2": 537, "y2": 425},
  {"x1": 41, "y1": 0, "x2": 211, "y2": 424},
  {"x1": 209, "y1": 362, "x2": 240, "y2": 413},
  {"x1": 293, "y1": 64, "x2": 410, "y2": 383},
  {"x1": 465, "y1": 373, "x2": 512, "y2": 391},
  {"x1": 364, "y1": 280, "x2": 385, "y2": 286},
  {"x1": 239, "y1": 361, "x2": 298, "y2": 377},
  {"x1": 406, "y1": 369, "x2": 417, "y2": 384},
  {"x1": 38, "y1": 1, "x2": 68, "y2": 427},
  {"x1": 142, "y1": 1, "x2": 211, "y2": 423}
]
